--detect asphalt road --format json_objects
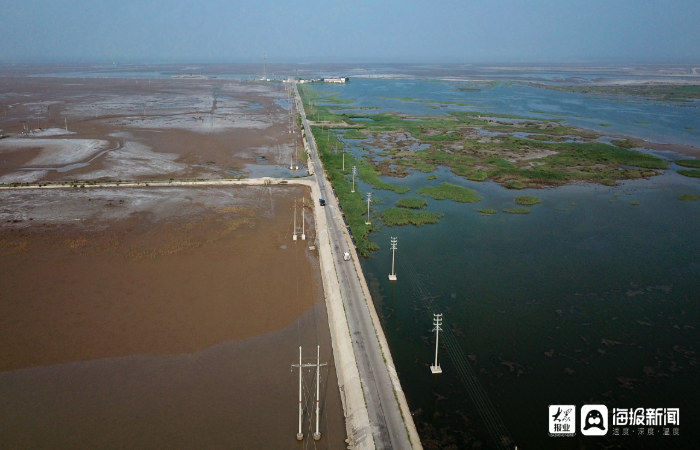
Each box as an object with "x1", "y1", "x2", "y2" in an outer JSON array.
[{"x1": 294, "y1": 83, "x2": 412, "y2": 450}]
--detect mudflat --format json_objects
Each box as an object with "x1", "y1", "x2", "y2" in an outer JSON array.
[
  {"x1": 0, "y1": 76, "x2": 302, "y2": 183},
  {"x1": 0, "y1": 185, "x2": 346, "y2": 448}
]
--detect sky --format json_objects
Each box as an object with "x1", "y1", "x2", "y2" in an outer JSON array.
[{"x1": 0, "y1": 0, "x2": 698, "y2": 63}]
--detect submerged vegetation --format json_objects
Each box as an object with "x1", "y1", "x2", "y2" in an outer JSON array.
[
  {"x1": 515, "y1": 195, "x2": 541, "y2": 206},
  {"x1": 417, "y1": 182, "x2": 483, "y2": 203},
  {"x1": 380, "y1": 207, "x2": 443, "y2": 226},
  {"x1": 503, "y1": 208, "x2": 532, "y2": 214}
]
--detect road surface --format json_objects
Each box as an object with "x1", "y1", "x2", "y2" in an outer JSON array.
[{"x1": 293, "y1": 83, "x2": 417, "y2": 449}]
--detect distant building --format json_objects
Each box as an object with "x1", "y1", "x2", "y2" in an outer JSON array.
[{"x1": 297, "y1": 76, "x2": 350, "y2": 84}]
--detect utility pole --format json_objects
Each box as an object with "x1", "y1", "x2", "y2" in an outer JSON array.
[
  {"x1": 365, "y1": 192, "x2": 372, "y2": 225},
  {"x1": 293, "y1": 346, "x2": 304, "y2": 440},
  {"x1": 64, "y1": 117, "x2": 68, "y2": 132},
  {"x1": 342, "y1": 151, "x2": 345, "y2": 172},
  {"x1": 351, "y1": 165, "x2": 357, "y2": 193},
  {"x1": 301, "y1": 198, "x2": 306, "y2": 241},
  {"x1": 430, "y1": 314, "x2": 443, "y2": 374},
  {"x1": 313, "y1": 345, "x2": 327, "y2": 441},
  {"x1": 388, "y1": 236, "x2": 397, "y2": 281},
  {"x1": 292, "y1": 199, "x2": 298, "y2": 241}
]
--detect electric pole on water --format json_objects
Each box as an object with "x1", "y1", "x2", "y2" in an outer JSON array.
[
  {"x1": 388, "y1": 236, "x2": 397, "y2": 281},
  {"x1": 291, "y1": 346, "x2": 327, "y2": 441},
  {"x1": 365, "y1": 192, "x2": 372, "y2": 225},
  {"x1": 351, "y1": 165, "x2": 357, "y2": 193},
  {"x1": 301, "y1": 198, "x2": 306, "y2": 240},
  {"x1": 430, "y1": 313, "x2": 443, "y2": 374},
  {"x1": 313, "y1": 345, "x2": 327, "y2": 440},
  {"x1": 292, "y1": 199, "x2": 298, "y2": 241}
]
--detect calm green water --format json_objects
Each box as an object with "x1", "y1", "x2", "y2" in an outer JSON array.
[{"x1": 323, "y1": 78, "x2": 699, "y2": 448}]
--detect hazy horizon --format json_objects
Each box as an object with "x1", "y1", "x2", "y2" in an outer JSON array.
[{"x1": 1, "y1": 0, "x2": 698, "y2": 64}]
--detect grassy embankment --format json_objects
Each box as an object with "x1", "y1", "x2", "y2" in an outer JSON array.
[
  {"x1": 301, "y1": 87, "x2": 409, "y2": 255},
  {"x1": 309, "y1": 125, "x2": 377, "y2": 256}
]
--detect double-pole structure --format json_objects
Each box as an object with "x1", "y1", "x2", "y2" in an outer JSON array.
[{"x1": 291, "y1": 346, "x2": 327, "y2": 441}]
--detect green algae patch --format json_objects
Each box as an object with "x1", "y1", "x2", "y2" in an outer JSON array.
[
  {"x1": 678, "y1": 194, "x2": 699, "y2": 202},
  {"x1": 477, "y1": 208, "x2": 498, "y2": 215},
  {"x1": 381, "y1": 207, "x2": 443, "y2": 226},
  {"x1": 417, "y1": 182, "x2": 482, "y2": 203},
  {"x1": 427, "y1": 174, "x2": 438, "y2": 180},
  {"x1": 395, "y1": 197, "x2": 427, "y2": 209},
  {"x1": 515, "y1": 195, "x2": 541, "y2": 206},
  {"x1": 503, "y1": 208, "x2": 532, "y2": 214}
]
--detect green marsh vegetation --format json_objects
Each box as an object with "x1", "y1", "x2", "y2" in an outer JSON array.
[
  {"x1": 678, "y1": 194, "x2": 698, "y2": 202},
  {"x1": 530, "y1": 83, "x2": 700, "y2": 102},
  {"x1": 298, "y1": 83, "x2": 674, "y2": 252},
  {"x1": 395, "y1": 197, "x2": 427, "y2": 209},
  {"x1": 299, "y1": 84, "x2": 668, "y2": 188},
  {"x1": 380, "y1": 207, "x2": 443, "y2": 226},
  {"x1": 342, "y1": 129, "x2": 368, "y2": 139},
  {"x1": 675, "y1": 159, "x2": 700, "y2": 168},
  {"x1": 417, "y1": 182, "x2": 483, "y2": 203},
  {"x1": 515, "y1": 195, "x2": 541, "y2": 206},
  {"x1": 477, "y1": 208, "x2": 498, "y2": 215},
  {"x1": 678, "y1": 169, "x2": 700, "y2": 178}
]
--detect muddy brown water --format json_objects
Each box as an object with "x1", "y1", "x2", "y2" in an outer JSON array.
[{"x1": 0, "y1": 186, "x2": 345, "y2": 448}]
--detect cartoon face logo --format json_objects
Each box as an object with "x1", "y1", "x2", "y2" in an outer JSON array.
[
  {"x1": 584, "y1": 409, "x2": 604, "y2": 430},
  {"x1": 580, "y1": 405, "x2": 608, "y2": 436}
]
